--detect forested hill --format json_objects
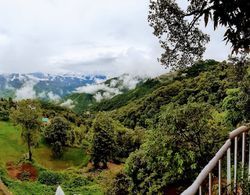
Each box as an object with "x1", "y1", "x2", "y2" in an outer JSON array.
[
  {"x1": 0, "y1": 59, "x2": 249, "y2": 194},
  {"x1": 100, "y1": 59, "x2": 250, "y2": 193},
  {"x1": 90, "y1": 59, "x2": 249, "y2": 129}
]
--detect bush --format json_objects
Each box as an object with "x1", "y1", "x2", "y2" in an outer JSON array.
[
  {"x1": 65, "y1": 176, "x2": 89, "y2": 188},
  {"x1": 38, "y1": 171, "x2": 63, "y2": 185},
  {"x1": 44, "y1": 116, "x2": 71, "y2": 158},
  {"x1": 125, "y1": 103, "x2": 228, "y2": 194},
  {"x1": 0, "y1": 110, "x2": 9, "y2": 121},
  {"x1": 18, "y1": 171, "x2": 31, "y2": 181},
  {"x1": 107, "y1": 172, "x2": 131, "y2": 195}
]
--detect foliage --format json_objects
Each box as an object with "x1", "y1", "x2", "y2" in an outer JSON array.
[
  {"x1": 148, "y1": 0, "x2": 250, "y2": 69},
  {"x1": 0, "y1": 109, "x2": 9, "y2": 121},
  {"x1": 180, "y1": 59, "x2": 218, "y2": 78},
  {"x1": 44, "y1": 116, "x2": 71, "y2": 158},
  {"x1": 10, "y1": 100, "x2": 42, "y2": 161},
  {"x1": 107, "y1": 172, "x2": 131, "y2": 195},
  {"x1": 0, "y1": 98, "x2": 15, "y2": 121},
  {"x1": 0, "y1": 60, "x2": 250, "y2": 194},
  {"x1": 65, "y1": 93, "x2": 96, "y2": 113},
  {"x1": 92, "y1": 79, "x2": 160, "y2": 111},
  {"x1": 222, "y1": 88, "x2": 245, "y2": 126},
  {"x1": 113, "y1": 60, "x2": 247, "y2": 129},
  {"x1": 91, "y1": 113, "x2": 116, "y2": 168},
  {"x1": 115, "y1": 126, "x2": 144, "y2": 159},
  {"x1": 38, "y1": 170, "x2": 63, "y2": 185},
  {"x1": 125, "y1": 102, "x2": 228, "y2": 194}
]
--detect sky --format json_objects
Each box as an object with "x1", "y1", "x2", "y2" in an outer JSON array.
[{"x1": 0, "y1": 0, "x2": 231, "y2": 77}]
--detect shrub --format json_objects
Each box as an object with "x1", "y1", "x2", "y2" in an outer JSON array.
[
  {"x1": 65, "y1": 176, "x2": 89, "y2": 188},
  {"x1": 38, "y1": 171, "x2": 63, "y2": 185},
  {"x1": 18, "y1": 171, "x2": 31, "y2": 181}
]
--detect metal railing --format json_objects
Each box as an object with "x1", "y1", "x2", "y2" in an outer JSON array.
[{"x1": 182, "y1": 125, "x2": 250, "y2": 195}]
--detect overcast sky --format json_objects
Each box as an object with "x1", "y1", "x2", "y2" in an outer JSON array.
[{"x1": 0, "y1": 0, "x2": 231, "y2": 77}]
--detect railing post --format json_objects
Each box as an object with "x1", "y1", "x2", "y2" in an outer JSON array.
[
  {"x1": 218, "y1": 159, "x2": 221, "y2": 195},
  {"x1": 227, "y1": 147, "x2": 231, "y2": 193},
  {"x1": 242, "y1": 132, "x2": 245, "y2": 178},
  {"x1": 199, "y1": 186, "x2": 202, "y2": 195},
  {"x1": 249, "y1": 132, "x2": 250, "y2": 180},
  {"x1": 234, "y1": 136, "x2": 237, "y2": 193},
  {"x1": 182, "y1": 126, "x2": 249, "y2": 195},
  {"x1": 209, "y1": 173, "x2": 212, "y2": 195}
]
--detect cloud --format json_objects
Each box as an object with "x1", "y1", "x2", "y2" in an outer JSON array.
[
  {"x1": 60, "y1": 99, "x2": 75, "y2": 109},
  {"x1": 120, "y1": 74, "x2": 142, "y2": 89},
  {"x1": 47, "y1": 91, "x2": 61, "y2": 102},
  {"x1": 0, "y1": 0, "x2": 231, "y2": 76},
  {"x1": 76, "y1": 83, "x2": 121, "y2": 96},
  {"x1": 76, "y1": 74, "x2": 146, "y2": 102},
  {"x1": 15, "y1": 80, "x2": 37, "y2": 100}
]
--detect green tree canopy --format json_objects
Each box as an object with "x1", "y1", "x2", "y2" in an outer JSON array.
[
  {"x1": 10, "y1": 100, "x2": 42, "y2": 161},
  {"x1": 91, "y1": 113, "x2": 116, "y2": 169},
  {"x1": 125, "y1": 102, "x2": 228, "y2": 193},
  {"x1": 44, "y1": 116, "x2": 71, "y2": 158},
  {"x1": 149, "y1": 0, "x2": 250, "y2": 69}
]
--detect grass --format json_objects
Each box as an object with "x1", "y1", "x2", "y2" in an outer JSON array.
[
  {"x1": 0, "y1": 122, "x2": 25, "y2": 165},
  {"x1": 0, "y1": 121, "x2": 90, "y2": 170},
  {"x1": 0, "y1": 121, "x2": 106, "y2": 195}
]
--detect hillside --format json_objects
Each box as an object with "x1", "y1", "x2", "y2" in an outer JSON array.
[
  {"x1": 0, "y1": 60, "x2": 249, "y2": 194},
  {"x1": 62, "y1": 74, "x2": 148, "y2": 113},
  {"x1": 109, "y1": 60, "x2": 249, "y2": 129}
]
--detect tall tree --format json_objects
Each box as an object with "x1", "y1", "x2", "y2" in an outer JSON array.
[
  {"x1": 149, "y1": 0, "x2": 250, "y2": 69},
  {"x1": 125, "y1": 103, "x2": 228, "y2": 193},
  {"x1": 91, "y1": 113, "x2": 116, "y2": 169},
  {"x1": 44, "y1": 116, "x2": 71, "y2": 158},
  {"x1": 10, "y1": 100, "x2": 41, "y2": 161}
]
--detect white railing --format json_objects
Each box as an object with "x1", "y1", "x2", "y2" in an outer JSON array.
[{"x1": 182, "y1": 125, "x2": 250, "y2": 195}]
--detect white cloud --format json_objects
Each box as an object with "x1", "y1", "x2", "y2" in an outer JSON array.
[
  {"x1": 0, "y1": 0, "x2": 231, "y2": 76},
  {"x1": 76, "y1": 83, "x2": 121, "y2": 96},
  {"x1": 76, "y1": 74, "x2": 146, "y2": 102},
  {"x1": 47, "y1": 91, "x2": 61, "y2": 102},
  {"x1": 15, "y1": 80, "x2": 37, "y2": 100},
  {"x1": 60, "y1": 99, "x2": 75, "y2": 109}
]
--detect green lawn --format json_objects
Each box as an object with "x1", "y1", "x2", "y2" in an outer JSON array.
[{"x1": 0, "y1": 121, "x2": 90, "y2": 170}]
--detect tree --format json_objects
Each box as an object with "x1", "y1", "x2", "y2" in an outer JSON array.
[
  {"x1": 91, "y1": 113, "x2": 116, "y2": 169},
  {"x1": 107, "y1": 172, "x2": 131, "y2": 195},
  {"x1": 10, "y1": 100, "x2": 41, "y2": 161},
  {"x1": 149, "y1": 0, "x2": 250, "y2": 69},
  {"x1": 222, "y1": 88, "x2": 245, "y2": 126},
  {"x1": 44, "y1": 116, "x2": 71, "y2": 158},
  {"x1": 125, "y1": 103, "x2": 228, "y2": 193}
]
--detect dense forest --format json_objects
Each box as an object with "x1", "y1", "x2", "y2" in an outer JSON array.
[{"x1": 0, "y1": 58, "x2": 249, "y2": 194}]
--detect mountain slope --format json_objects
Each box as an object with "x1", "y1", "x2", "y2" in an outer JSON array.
[
  {"x1": 62, "y1": 74, "x2": 148, "y2": 113},
  {"x1": 107, "y1": 60, "x2": 249, "y2": 129}
]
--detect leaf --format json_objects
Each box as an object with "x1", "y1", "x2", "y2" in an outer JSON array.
[
  {"x1": 204, "y1": 11, "x2": 209, "y2": 27},
  {"x1": 213, "y1": 13, "x2": 219, "y2": 30}
]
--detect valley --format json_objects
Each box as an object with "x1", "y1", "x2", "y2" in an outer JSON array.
[{"x1": 0, "y1": 60, "x2": 249, "y2": 194}]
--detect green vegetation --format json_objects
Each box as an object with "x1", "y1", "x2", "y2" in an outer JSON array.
[
  {"x1": 44, "y1": 117, "x2": 71, "y2": 158},
  {"x1": 0, "y1": 59, "x2": 250, "y2": 194},
  {"x1": 0, "y1": 121, "x2": 89, "y2": 169},
  {"x1": 91, "y1": 79, "x2": 160, "y2": 111},
  {"x1": 0, "y1": 122, "x2": 25, "y2": 166},
  {"x1": 65, "y1": 93, "x2": 95, "y2": 113},
  {"x1": 149, "y1": 0, "x2": 250, "y2": 69},
  {"x1": 91, "y1": 114, "x2": 116, "y2": 169},
  {"x1": 10, "y1": 100, "x2": 42, "y2": 161}
]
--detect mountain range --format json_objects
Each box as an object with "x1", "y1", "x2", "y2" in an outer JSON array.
[
  {"x1": 0, "y1": 73, "x2": 147, "y2": 111},
  {"x1": 0, "y1": 72, "x2": 107, "y2": 100}
]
